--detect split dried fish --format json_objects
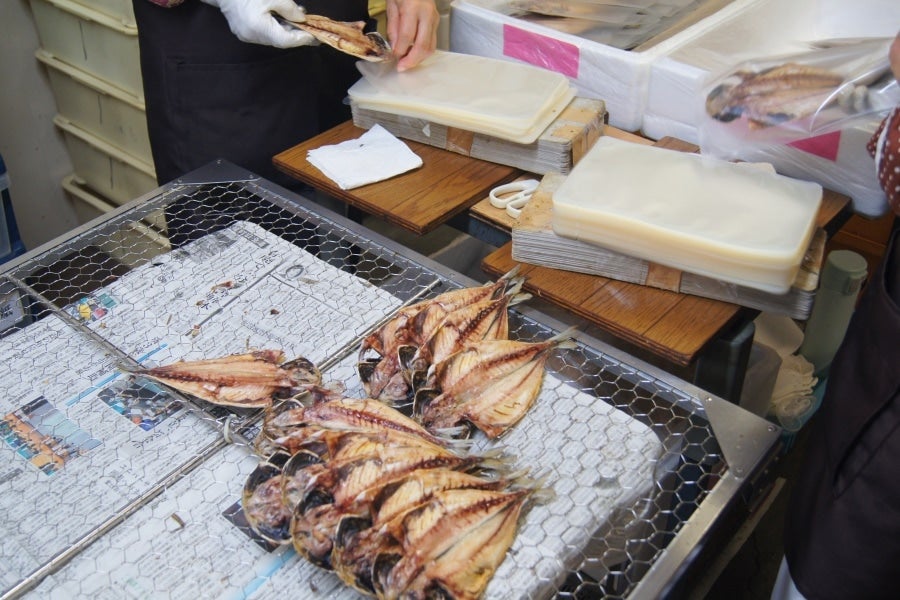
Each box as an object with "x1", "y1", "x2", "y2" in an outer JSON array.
[
  {"x1": 358, "y1": 268, "x2": 525, "y2": 403},
  {"x1": 399, "y1": 290, "x2": 529, "y2": 382},
  {"x1": 375, "y1": 487, "x2": 533, "y2": 600},
  {"x1": 706, "y1": 62, "x2": 846, "y2": 129},
  {"x1": 417, "y1": 329, "x2": 578, "y2": 438},
  {"x1": 130, "y1": 351, "x2": 321, "y2": 408},
  {"x1": 277, "y1": 13, "x2": 392, "y2": 62}
]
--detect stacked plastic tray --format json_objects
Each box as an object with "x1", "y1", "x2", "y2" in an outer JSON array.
[{"x1": 28, "y1": 0, "x2": 157, "y2": 223}]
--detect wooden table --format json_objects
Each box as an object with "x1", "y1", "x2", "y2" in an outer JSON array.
[
  {"x1": 273, "y1": 120, "x2": 850, "y2": 399},
  {"x1": 273, "y1": 121, "x2": 520, "y2": 235}
]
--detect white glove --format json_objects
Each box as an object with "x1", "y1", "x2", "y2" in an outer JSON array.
[{"x1": 201, "y1": 0, "x2": 317, "y2": 49}]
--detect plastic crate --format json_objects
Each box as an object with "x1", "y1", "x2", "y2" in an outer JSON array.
[
  {"x1": 70, "y1": 0, "x2": 136, "y2": 27},
  {"x1": 61, "y1": 175, "x2": 170, "y2": 267},
  {"x1": 54, "y1": 115, "x2": 157, "y2": 206},
  {"x1": 29, "y1": 0, "x2": 143, "y2": 99},
  {"x1": 37, "y1": 49, "x2": 152, "y2": 165}
]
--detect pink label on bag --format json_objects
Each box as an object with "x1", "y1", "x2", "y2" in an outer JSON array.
[
  {"x1": 788, "y1": 130, "x2": 842, "y2": 162},
  {"x1": 502, "y1": 24, "x2": 580, "y2": 79}
]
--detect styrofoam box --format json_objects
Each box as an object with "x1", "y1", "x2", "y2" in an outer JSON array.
[
  {"x1": 29, "y1": 0, "x2": 143, "y2": 99},
  {"x1": 37, "y1": 50, "x2": 152, "y2": 165},
  {"x1": 449, "y1": 0, "x2": 750, "y2": 132},
  {"x1": 643, "y1": 0, "x2": 898, "y2": 216},
  {"x1": 70, "y1": 0, "x2": 135, "y2": 27},
  {"x1": 54, "y1": 115, "x2": 157, "y2": 206}
]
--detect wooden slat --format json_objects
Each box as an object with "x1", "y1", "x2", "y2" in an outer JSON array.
[
  {"x1": 481, "y1": 244, "x2": 741, "y2": 366},
  {"x1": 273, "y1": 121, "x2": 519, "y2": 235}
]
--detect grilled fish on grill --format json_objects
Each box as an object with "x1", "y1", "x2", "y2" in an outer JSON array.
[
  {"x1": 375, "y1": 487, "x2": 534, "y2": 600},
  {"x1": 130, "y1": 351, "x2": 320, "y2": 408},
  {"x1": 358, "y1": 268, "x2": 525, "y2": 403},
  {"x1": 399, "y1": 291, "x2": 529, "y2": 386},
  {"x1": 417, "y1": 329, "x2": 578, "y2": 438}
]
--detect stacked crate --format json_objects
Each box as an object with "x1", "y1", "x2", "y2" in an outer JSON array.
[{"x1": 29, "y1": 0, "x2": 157, "y2": 225}]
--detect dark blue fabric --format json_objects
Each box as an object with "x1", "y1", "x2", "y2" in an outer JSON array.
[{"x1": 784, "y1": 229, "x2": 900, "y2": 599}]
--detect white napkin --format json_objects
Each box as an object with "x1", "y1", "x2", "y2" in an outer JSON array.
[{"x1": 306, "y1": 124, "x2": 422, "y2": 190}]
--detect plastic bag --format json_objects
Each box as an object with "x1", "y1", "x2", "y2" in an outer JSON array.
[{"x1": 700, "y1": 37, "x2": 899, "y2": 145}]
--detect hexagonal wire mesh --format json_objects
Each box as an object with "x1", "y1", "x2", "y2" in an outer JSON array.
[{"x1": 0, "y1": 163, "x2": 777, "y2": 599}]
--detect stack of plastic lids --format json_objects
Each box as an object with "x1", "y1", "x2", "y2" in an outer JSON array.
[
  {"x1": 551, "y1": 137, "x2": 823, "y2": 294},
  {"x1": 348, "y1": 51, "x2": 576, "y2": 144}
]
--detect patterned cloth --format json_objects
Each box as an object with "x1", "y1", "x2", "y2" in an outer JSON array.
[{"x1": 867, "y1": 107, "x2": 900, "y2": 216}]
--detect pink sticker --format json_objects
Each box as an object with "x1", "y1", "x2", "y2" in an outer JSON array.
[
  {"x1": 788, "y1": 130, "x2": 842, "y2": 162},
  {"x1": 502, "y1": 24, "x2": 580, "y2": 79}
]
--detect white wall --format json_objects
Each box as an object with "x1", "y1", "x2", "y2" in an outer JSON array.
[{"x1": 0, "y1": 0, "x2": 80, "y2": 252}]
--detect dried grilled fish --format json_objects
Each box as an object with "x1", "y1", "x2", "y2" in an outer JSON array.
[
  {"x1": 418, "y1": 330, "x2": 578, "y2": 438},
  {"x1": 399, "y1": 291, "x2": 529, "y2": 382},
  {"x1": 402, "y1": 496, "x2": 524, "y2": 600},
  {"x1": 130, "y1": 351, "x2": 320, "y2": 408},
  {"x1": 331, "y1": 468, "x2": 512, "y2": 596},
  {"x1": 278, "y1": 13, "x2": 392, "y2": 62},
  {"x1": 359, "y1": 269, "x2": 525, "y2": 403},
  {"x1": 706, "y1": 62, "x2": 845, "y2": 129},
  {"x1": 376, "y1": 488, "x2": 532, "y2": 599},
  {"x1": 241, "y1": 451, "x2": 294, "y2": 544}
]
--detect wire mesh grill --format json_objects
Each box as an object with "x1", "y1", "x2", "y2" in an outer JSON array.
[{"x1": 0, "y1": 168, "x2": 770, "y2": 599}]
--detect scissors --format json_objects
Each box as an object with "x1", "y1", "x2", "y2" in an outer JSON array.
[{"x1": 489, "y1": 178, "x2": 540, "y2": 219}]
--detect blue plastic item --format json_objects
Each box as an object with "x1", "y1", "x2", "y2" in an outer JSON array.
[{"x1": 0, "y1": 152, "x2": 26, "y2": 264}]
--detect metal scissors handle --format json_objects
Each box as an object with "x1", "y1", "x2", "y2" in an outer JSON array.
[{"x1": 489, "y1": 179, "x2": 540, "y2": 219}]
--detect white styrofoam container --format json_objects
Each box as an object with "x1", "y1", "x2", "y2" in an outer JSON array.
[
  {"x1": 70, "y1": 0, "x2": 135, "y2": 27},
  {"x1": 643, "y1": 0, "x2": 898, "y2": 216},
  {"x1": 29, "y1": 0, "x2": 143, "y2": 99},
  {"x1": 449, "y1": 0, "x2": 749, "y2": 131},
  {"x1": 36, "y1": 50, "x2": 152, "y2": 165},
  {"x1": 54, "y1": 115, "x2": 157, "y2": 206}
]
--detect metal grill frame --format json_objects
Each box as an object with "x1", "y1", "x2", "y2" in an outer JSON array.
[{"x1": 0, "y1": 160, "x2": 781, "y2": 599}]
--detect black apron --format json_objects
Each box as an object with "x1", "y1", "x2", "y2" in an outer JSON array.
[
  {"x1": 132, "y1": 0, "x2": 370, "y2": 189},
  {"x1": 784, "y1": 228, "x2": 900, "y2": 599}
]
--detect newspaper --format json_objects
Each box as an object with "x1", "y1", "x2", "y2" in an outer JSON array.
[
  {"x1": 3, "y1": 220, "x2": 665, "y2": 598},
  {"x1": 0, "y1": 221, "x2": 401, "y2": 594}
]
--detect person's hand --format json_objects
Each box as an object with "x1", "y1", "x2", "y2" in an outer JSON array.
[
  {"x1": 201, "y1": 0, "x2": 317, "y2": 48},
  {"x1": 385, "y1": 0, "x2": 439, "y2": 71}
]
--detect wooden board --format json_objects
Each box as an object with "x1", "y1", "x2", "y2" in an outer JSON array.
[
  {"x1": 351, "y1": 97, "x2": 606, "y2": 175},
  {"x1": 273, "y1": 121, "x2": 519, "y2": 235}
]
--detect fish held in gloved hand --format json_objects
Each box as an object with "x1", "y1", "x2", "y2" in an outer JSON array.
[{"x1": 275, "y1": 12, "x2": 392, "y2": 62}]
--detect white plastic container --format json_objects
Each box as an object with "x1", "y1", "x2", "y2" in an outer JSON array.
[
  {"x1": 29, "y1": 0, "x2": 143, "y2": 99},
  {"x1": 53, "y1": 115, "x2": 157, "y2": 206},
  {"x1": 642, "y1": 0, "x2": 898, "y2": 216},
  {"x1": 449, "y1": 0, "x2": 744, "y2": 132},
  {"x1": 36, "y1": 49, "x2": 152, "y2": 165}
]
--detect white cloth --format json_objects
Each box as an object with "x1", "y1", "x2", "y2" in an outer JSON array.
[{"x1": 306, "y1": 125, "x2": 423, "y2": 190}]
